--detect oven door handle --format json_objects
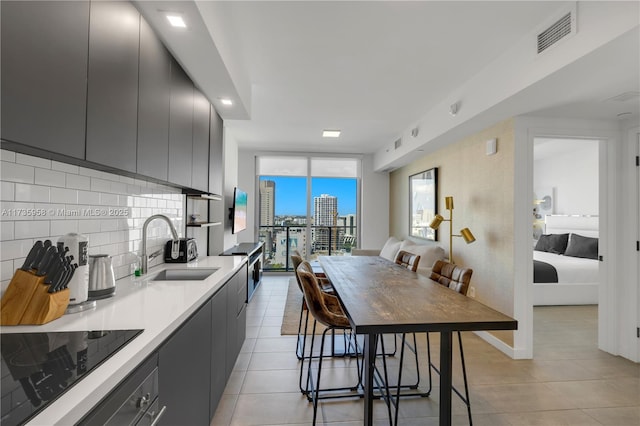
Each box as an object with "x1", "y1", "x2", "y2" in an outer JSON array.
[{"x1": 149, "y1": 405, "x2": 167, "y2": 426}]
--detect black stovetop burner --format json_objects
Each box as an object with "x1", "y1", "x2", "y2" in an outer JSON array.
[{"x1": 0, "y1": 329, "x2": 142, "y2": 426}]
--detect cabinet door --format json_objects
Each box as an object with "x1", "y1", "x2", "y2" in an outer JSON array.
[
  {"x1": 1, "y1": 1, "x2": 89, "y2": 158},
  {"x1": 225, "y1": 266, "x2": 248, "y2": 377},
  {"x1": 85, "y1": 1, "x2": 140, "y2": 173},
  {"x1": 168, "y1": 59, "x2": 193, "y2": 187},
  {"x1": 209, "y1": 107, "x2": 224, "y2": 195},
  {"x1": 137, "y1": 17, "x2": 171, "y2": 181},
  {"x1": 192, "y1": 89, "x2": 210, "y2": 192},
  {"x1": 158, "y1": 300, "x2": 211, "y2": 426},
  {"x1": 209, "y1": 284, "x2": 228, "y2": 419}
]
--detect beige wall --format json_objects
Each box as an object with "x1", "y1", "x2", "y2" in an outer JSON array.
[{"x1": 390, "y1": 119, "x2": 515, "y2": 345}]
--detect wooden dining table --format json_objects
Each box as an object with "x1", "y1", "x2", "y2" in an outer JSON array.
[{"x1": 318, "y1": 255, "x2": 518, "y2": 426}]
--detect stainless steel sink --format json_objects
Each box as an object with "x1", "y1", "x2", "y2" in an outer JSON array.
[{"x1": 151, "y1": 268, "x2": 219, "y2": 281}]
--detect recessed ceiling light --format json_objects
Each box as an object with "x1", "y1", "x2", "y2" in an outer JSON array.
[
  {"x1": 166, "y1": 15, "x2": 186, "y2": 28},
  {"x1": 322, "y1": 130, "x2": 341, "y2": 138},
  {"x1": 220, "y1": 99, "x2": 233, "y2": 106}
]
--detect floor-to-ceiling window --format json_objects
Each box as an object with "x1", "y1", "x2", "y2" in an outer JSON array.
[{"x1": 257, "y1": 156, "x2": 360, "y2": 271}]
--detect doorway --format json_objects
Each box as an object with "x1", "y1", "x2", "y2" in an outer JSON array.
[{"x1": 532, "y1": 137, "x2": 602, "y2": 354}]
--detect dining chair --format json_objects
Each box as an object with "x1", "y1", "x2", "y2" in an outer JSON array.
[
  {"x1": 376, "y1": 250, "x2": 427, "y2": 423},
  {"x1": 296, "y1": 262, "x2": 363, "y2": 425},
  {"x1": 394, "y1": 250, "x2": 420, "y2": 271},
  {"x1": 427, "y1": 259, "x2": 474, "y2": 425},
  {"x1": 381, "y1": 259, "x2": 474, "y2": 426},
  {"x1": 291, "y1": 253, "x2": 335, "y2": 361}
]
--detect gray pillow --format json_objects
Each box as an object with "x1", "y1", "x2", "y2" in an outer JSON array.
[
  {"x1": 564, "y1": 233, "x2": 598, "y2": 260},
  {"x1": 534, "y1": 233, "x2": 569, "y2": 254}
]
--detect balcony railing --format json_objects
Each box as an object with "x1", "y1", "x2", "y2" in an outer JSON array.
[{"x1": 258, "y1": 225, "x2": 357, "y2": 272}]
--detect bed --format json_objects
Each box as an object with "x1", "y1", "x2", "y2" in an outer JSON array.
[{"x1": 533, "y1": 215, "x2": 599, "y2": 306}]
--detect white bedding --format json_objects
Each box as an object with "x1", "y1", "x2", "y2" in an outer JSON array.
[{"x1": 533, "y1": 250, "x2": 599, "y2": 284}]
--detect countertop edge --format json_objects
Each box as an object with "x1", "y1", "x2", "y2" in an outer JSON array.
[{"x1": 1, "y1": 255, "x2": 249, "y2": 425}]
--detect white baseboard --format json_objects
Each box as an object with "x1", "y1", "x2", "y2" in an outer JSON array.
[{"x1": 473, "y1": 330, "x2": 525, "y2": 359}]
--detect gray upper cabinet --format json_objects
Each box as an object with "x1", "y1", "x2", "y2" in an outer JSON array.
[
  {"x1": 86, "y1": 1, "x2": 140, "y2": 173},
  {"x1": 192, "y1": 90, "x2": 210, "y2": 192},
  {"x1": 168, "y1": 59, "x2": 194, "y2": 188},
  {"x1": 0, "y1": 1, "x2": 90, "y2": 158},
  {"x1": 209, "y1": 107, "x2": 224, "y2": 196},
  {"x1": 137, "y1": 17, "x2": 171, "y2": 181}
]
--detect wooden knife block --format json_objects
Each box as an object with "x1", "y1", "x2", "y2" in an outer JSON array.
[{"x1": 0, "y1": 269, "x2": 69, "y2": 325}]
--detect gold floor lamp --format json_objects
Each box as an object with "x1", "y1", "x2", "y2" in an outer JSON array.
[{"x1": 428, "y1": 196, "x2": 476, "y2": 263}]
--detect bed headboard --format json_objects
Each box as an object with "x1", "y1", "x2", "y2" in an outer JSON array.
[{"x1": 545, "y1": 215, "x2": 599, "y2": 238}]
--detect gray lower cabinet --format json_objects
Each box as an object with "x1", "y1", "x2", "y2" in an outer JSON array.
[
  {"x1": 85, "y1": 1, "x2": 140, "y2": 173},
  {"x1": 158, "y1": 298, "x2": 213, "y2": 426},
  {"x1": 168, "y1": 59, "x2": 194, "y2": 188},
  {"x1": 210, "y1": 282, "x2": 228, "y2": 418},
  {"x1": 156, "y1": 267, "x2": 246, "y2": 424},
  {"x1": 137, "y1": 17, "x2": 171, "y2": 181},
  {"x1": 0, "y1": 1, "x2": 90, "y2": 158},
  {"x1": 226, "y1": 265, "x2": 248, "y2": 377}
]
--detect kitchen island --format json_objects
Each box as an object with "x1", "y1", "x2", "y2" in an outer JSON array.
[{"x1": 0, "y1": 255, "x2": 248, "y2": 425}]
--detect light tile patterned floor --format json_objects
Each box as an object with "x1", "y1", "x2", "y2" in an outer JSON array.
[{"x1": 211, "y1": 275, "x2": 639, "y2": 426}]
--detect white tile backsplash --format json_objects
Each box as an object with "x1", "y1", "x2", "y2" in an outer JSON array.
[
  {"x1": 35, "y1": 168, "x2": 66, "y2": 188},
  {"x1": 51, "y1": 187, "x2": 78, "y2": 204},
  {"x1": 1, "y1": 181, "x2": 15, "y2": 201},
  {"x1": 0, "y1": 149, "x2": 185, "y2": 292},
  {"x1": 52, "y1": 160, "x2": 80, "y2": 174},
  {"x1": 15, "y1": 183, "x2": 50, "y2": 202},
  {"x1": 16, "y1": 153, "x2": 51, "y2": 169},
  {"x1": 50, "y1": 219, "x2": 78, "y2": 236},
  {"x1": 90, "y1": 177, "x2": 112, "y2": 193},
  {"x1": 1, "y1": 161, "x2": 35, "y2": 184},
  {"x1": 66, "y1": 173, "x2": 91, "y2": 190},
  {"x1": 14, "y1": 220, "x2": 50, "y2": 239},
  {"x1": 1, "y1": 150, "x2": 16, "y2": 162},
  {"x1": 1, "y1": 222, "x2": 14, "y2": 241},
  {"x1": 78, "y1": 190, "x2": 100, "y2": 205}
]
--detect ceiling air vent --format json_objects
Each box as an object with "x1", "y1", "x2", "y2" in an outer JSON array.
[
  {"x1": 394, "y1": 138, "x2": 402, "y2": 150},
  {"x1": 537, "y1": 12, "x2": 573, "y2": 54}
]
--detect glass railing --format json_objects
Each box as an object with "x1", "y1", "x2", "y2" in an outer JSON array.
[{"x1": 258, "y1": 225, "x2": 357, "y2": 272}]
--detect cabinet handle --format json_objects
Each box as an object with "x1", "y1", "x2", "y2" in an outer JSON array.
[
  {"x1": 149, "y1": 405, "x2": 167, "y2": 426},
  {"x1": 137, "y1": 393, "x2": 151, "y2": 408}
]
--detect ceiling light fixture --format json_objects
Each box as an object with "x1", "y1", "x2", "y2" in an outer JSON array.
[
  {"x1": 166, "y1": 15, "x2": 186, "y2": 28},
  {"x1": 322, "y1": 130, "x2": 341, "y2": 138},
  {"x1": 220, "y1": 98, "x2": 233, "y2": 106}
]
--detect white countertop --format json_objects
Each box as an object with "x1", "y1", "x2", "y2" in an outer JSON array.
[{"x1": 0, "y1": 255, "x2": 247, "y2": 425}]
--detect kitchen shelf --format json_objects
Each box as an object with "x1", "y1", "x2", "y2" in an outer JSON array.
[
  {"x1": 186, "y1": 193, "x2": 222, "y2": 201},
  {"x1": 187, "y1": 221, "x2": 222, "y2": 228}
]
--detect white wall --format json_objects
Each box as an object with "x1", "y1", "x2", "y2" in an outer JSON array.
[
  {"x1": 374, "y1": 2, "x2": 640, "y2": 172},
  {"x1": 534, "y1": 140, "x2": 599, "y2": 216},
  {"x1": 222, "y1": 127, "x2": 239, "y2": 250},
  {"x1": 359, "y1": 154, "x2": 390, "y2": 249}
]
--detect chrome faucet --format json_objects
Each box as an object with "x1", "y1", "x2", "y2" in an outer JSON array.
[{"x1": 141, "y1": 214, "x2": 179, "y2": 274}]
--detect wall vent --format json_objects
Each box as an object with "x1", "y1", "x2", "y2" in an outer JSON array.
[
  {"x1": 537, "y1": 12, "x2": 573, "y2": 54},
  {"x1": 394, "y1": 138, "x2": 402, "y2": 150}
]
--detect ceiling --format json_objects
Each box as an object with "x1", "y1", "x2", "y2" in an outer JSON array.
[{"x1": 135, "y1": 1, "x2": 639, "y2": 159}]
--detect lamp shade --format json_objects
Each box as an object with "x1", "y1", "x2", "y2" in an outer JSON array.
[
  {"x1": 460, "y1": 227, "x2": 476, "y2": 244},
  {"x1": 445, "y1": 196, "x2": 454, "y2": 210},
  {"x1": 429, "y1": 214, "x2": 445, "y2": 229}
]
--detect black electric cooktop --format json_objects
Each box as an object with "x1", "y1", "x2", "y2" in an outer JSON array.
[{"x1": 0, "y1": 329, "x2": 143, "y2": 426}]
